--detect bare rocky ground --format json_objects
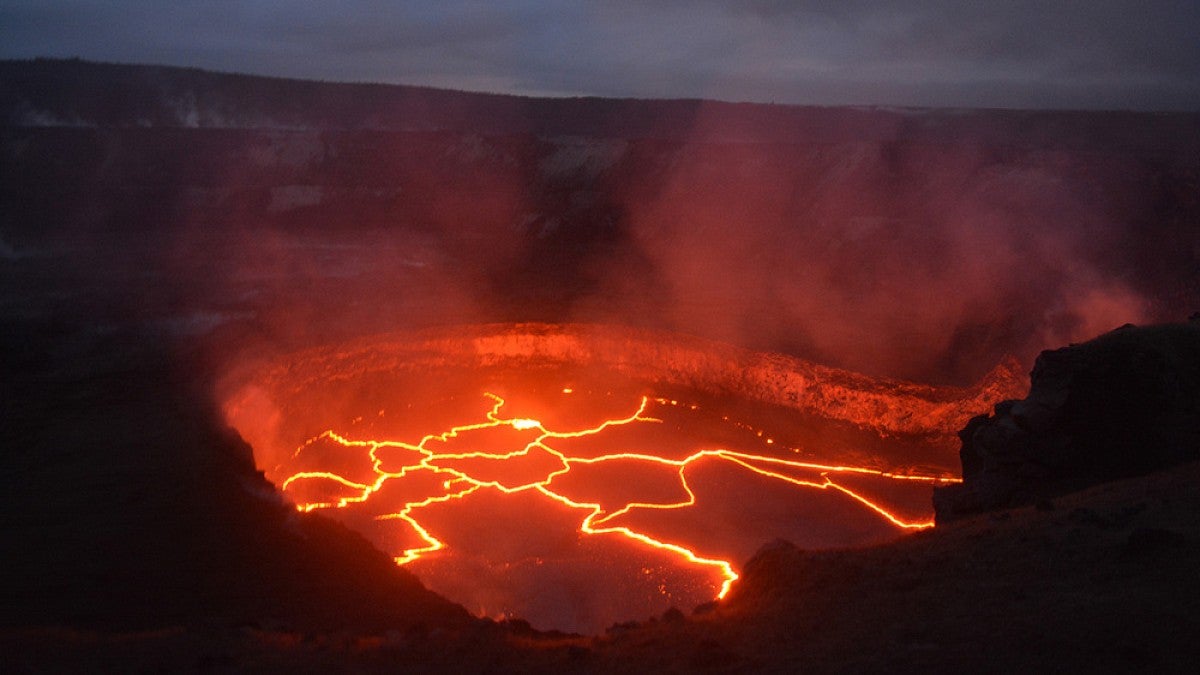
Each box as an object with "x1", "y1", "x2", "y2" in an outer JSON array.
[
  {"x1": 619, "y1": 461, "x2": 1200, "y2": 673},
  {"x1": 7, "y1": 459, "x2": 1199, "y2": 672}
]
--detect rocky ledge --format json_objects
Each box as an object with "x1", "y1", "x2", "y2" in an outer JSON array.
[{"x1": 934, "y1": 317, "x2": 1200, "y2": 522}]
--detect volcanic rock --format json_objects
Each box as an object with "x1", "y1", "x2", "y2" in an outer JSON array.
[{"x1": 934, "y1": 319, "x2": 1200, "y2": 521}]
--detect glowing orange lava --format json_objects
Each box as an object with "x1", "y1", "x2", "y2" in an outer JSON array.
[
  {"x1": 278, "y1": 390, "x2": 959, "y2": 604},
  {"x1": 223, "y1": 323, "x2": 1021, "y2": 632}
]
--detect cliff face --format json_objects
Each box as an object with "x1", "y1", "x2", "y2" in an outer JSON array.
[
  {"x1": 934, "y1": 319, "x2": 1200, "y2": 521},
  {"x1": 4, "y1": 60, "x2": 1200, "y2": 385}
]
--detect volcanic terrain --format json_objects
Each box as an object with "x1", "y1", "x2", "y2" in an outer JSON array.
[{"x1": 3, "y1": 59, "x2": 1199, "y2": 671}]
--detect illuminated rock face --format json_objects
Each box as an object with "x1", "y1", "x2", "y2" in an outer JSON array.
[
  {"x1": 935, "y1": 319, "x2": 1200, "y2": 521},
  {"x1": 223, "y1": 323, "x2": 1022, "y2": 634}
]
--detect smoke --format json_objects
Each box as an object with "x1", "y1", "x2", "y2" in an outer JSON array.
[
  {"x1": 170, "y1": 112, "x2": 1168, "y2": 386},
  {"x1": 6, "y1": 63, "x2": 1192, "y2": 387},
  {"x1": 570, "y1": 110, "x2": 1159, "y2": 382},
  {"x1": 154, "y1": 130, "x2": 542, "y2": 360},
  {"x1": 25, "y1": 91, "x2": 1174, "y2": 388}
]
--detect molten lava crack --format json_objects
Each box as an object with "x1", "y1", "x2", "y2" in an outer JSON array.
[
  {"x1": 223, "y1": 323, "x2": 1020, "y2": 632},
  {"x1": 279, "y1": 392, "x2": 957, "y2": 604}
]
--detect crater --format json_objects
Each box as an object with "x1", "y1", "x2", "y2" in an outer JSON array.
[{"x1": 220, "y1": 322, "x2": 1022, "y2": 634}]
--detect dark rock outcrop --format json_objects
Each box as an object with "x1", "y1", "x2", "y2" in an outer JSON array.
[{"x1": 934, "y1": 319, "x2": 1200, "y2": 521}]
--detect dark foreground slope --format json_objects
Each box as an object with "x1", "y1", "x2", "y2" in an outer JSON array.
[
  {"x1": 592, "y1": 461, "x2": 1200, "y2": 673},
  {"x1": 1, "y1": 318, "x2": 470, "y2": 634}
]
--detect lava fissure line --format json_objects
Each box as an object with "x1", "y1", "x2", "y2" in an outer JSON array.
[
  {"x1": 531, "y1": 481, "x2": 739, "y2": 598},
  {"x1": 280, "y1": 392, "x2": 948, "y2": 601},
  {"x1": 377, "y1": 475, "x2": 484, "y2": 563}
]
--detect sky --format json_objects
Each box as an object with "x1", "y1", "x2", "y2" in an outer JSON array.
[{"x1": 2, "y1": 1, "x2": 1198, "y2": 110}]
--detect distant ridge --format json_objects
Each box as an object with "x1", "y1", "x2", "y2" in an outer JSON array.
[{"x1": 3, "y1": 58, "x2": 1197, "y2": 151}]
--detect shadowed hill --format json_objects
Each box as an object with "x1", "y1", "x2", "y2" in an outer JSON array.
[
  {"x1": 4, "y1": 58, "x2": 1199, "y2": 150},
  {"x1": 0, "y1": 318, "x2": 470, "y2": 633}
]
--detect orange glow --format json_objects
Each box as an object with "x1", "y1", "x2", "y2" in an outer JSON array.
[
  {"x1": 278, "y1": 392, "x2": 958, "y2": 603},
  {"x1": 221, "y1": 324, "x2": 1021, "y2": 632}
]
